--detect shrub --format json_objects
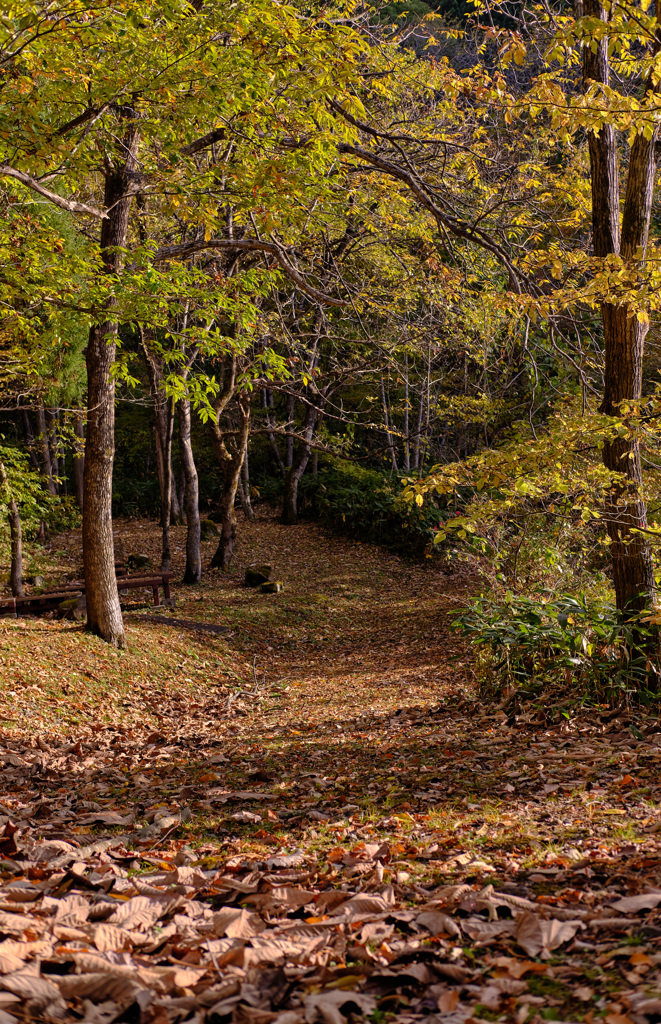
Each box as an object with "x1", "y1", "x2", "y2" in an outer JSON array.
[
  {"x1": 451, "y1": 592, "x2": 659, "y2": 702},
  {"x1": 298, "y1": 459, "x2": 443, "y2": 559}
]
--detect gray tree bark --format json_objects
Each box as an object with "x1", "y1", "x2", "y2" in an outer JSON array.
[
  {"x1": 83, "y1": 113, "x2": 140, "y2": 647},
  {"x1": 178, "y1": 394, "x2": 201, "y2": 584}
]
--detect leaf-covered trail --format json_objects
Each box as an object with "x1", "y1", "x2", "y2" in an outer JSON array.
[{"x1": 0, "y1": 513, "x2": 659, "y2": 1023}]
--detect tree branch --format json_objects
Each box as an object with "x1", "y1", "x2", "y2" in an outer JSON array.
[
  {"x1": 180, "y1": 128, "x2": 227, "y2": 156},
  {"x1": 0, "y1": 165, "x2": 107, "y2": 218},
  {"x1": 151, "y1": 237, "x2": 346, "y2": 307},
  {"x1": 338, "y1": 142, "x2": 529, "y2": 294}
]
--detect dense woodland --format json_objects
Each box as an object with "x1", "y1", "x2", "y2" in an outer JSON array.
[
  {"x1": 3, "y1": 0, "x2": 661, "y2": 698},
  {"x1": 2, "y1": 5, "x2": 661, "y2": 1022}
]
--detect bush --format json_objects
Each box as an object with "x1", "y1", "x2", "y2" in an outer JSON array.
[
  {"x1": 297, "y1": 459, "x2": 443, "y2": 559},
  {"x1": 451, "y1": 592, "x2": 660, "y2": 702}
]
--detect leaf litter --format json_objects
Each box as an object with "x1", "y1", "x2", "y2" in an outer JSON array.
[{"x1": 0, "y1": 514, "x2": 659, "y2": 1022}]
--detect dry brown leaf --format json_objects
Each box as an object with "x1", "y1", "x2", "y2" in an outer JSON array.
[
  {"x1": 303, "y1": 989, "x2": 376, "y2": 1024},
  {"x1": 107, "y1": 895, "x2": 167, "y2": 930},
  {"x1": 416, "y1": 909, "x2": 462, "y2": 937},
  {"x1": 1, "y1": 969, "x2": 67, "y2": 1019},
  {"x1": 610, "y1": 893, "x2": 661, "y2": 914},
  {"x1": 91, "y1": 922, "x2": 132, "y2": 952},
  {"x1": 57, "y1": 972, "x2": 147, "y2": 1005},
  {"x1": 515, "y1": 912, "x2": 582, "y2": 957}
]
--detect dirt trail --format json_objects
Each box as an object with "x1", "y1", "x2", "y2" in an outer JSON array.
[{"x1": 0, "y1": 513, "x2": 659, "y2": 1022}]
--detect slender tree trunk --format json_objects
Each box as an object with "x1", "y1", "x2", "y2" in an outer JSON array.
[
  {"x1": 178, "y1": 394, "x2": 201, "y2": 584},
  {"x1": 36, "y1": 406, "x2": 57, "y2": 495},
  {"x1": 47, "y1": 408, "x2": 60, "y2": 493},
  {"x1": 141, "y1": 333, "x2": 174, "y2": 570},
  {"x1": 583, "y1": 0, "x2": 657, "y2": 617},
  {"x1": 263, "y1": 388, "x2": 285, "y2": 477},
  {"x1": 83, "y1": 115, "x2": 140, "y2": 647},
  {"x1": 285, "y1": 393, "x2": 295, "y2": 469},
  {"x1": 281, "y1": 404, "x2": 318, "y2": 525},
  {"x1": 21, "y1": 409, "x2": 40, "y2": 471},
  {"x1": 380, "y1": 375, "x2": 398, "y2": 474},
  {"x1": 403, "y1": 354, "x2": 411, "y2": 472},
  {"x1": 210, "y1": 399, "x2": 250, "y2": 570},
  {"x1": 239, "y1": 438, "x2": 255, "y2": 520},
  {"x1": 0, "y1": 462, "x2": 23, "y2": 598},
  {"x1": 413, "y1": 392, "x2": 424, "y2": 471},
  {"x1": 72, "y1": 412, "x2": 85, "y2": 510}
]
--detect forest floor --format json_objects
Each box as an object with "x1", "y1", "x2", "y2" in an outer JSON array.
[{"x1": 0, "y1": 510, "x2": 659, "y2": 1024}]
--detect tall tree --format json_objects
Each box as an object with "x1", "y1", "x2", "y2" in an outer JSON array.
[
  {"x1": 581, "y1": 0, "x2": 657, "y2": 614},
  {"x1": 0, "y1": 0, "x2": 364, "y2": 642}
]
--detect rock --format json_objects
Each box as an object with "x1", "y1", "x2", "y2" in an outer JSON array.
[
  {"x1": 26, "y1": 575, "x2": 45, "y2": 589},
  {"x1": 245, "y1": 564, "x2": 272, "y2": 587},
  {"x1": 260, "y1": 581, "x2": 283, "y2": 594},
  {"x1": 200, "y1": 518, "x2": 219, "y2": 539},
  {"x1": 207, "y1": 510, "x2": 224, "y2": 524},
  {"x1": 57, "y1": 594, "x2": 86, "y2": 621},
  {"x1": 128, "y1": 553, "x2": 152, "y2": 571}
]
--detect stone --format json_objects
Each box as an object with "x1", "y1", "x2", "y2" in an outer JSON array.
[
  {"x1": 57, "y1": 594, "x2": 86, "y2": 621},
  {"x1": 200, "y1": 518, "x2": 219, "y2": 539},
  {"x1": 26, "y1": 575, "x2": 45, "y2": 589},
  {"x1": 245, "y1": 564, "x2": 272, "y2": 587},
  {"x1": 128, "y1": 553, "x2": 152, "y2": 571},
  {"x1": 260, "y1": 581, "x2": 283, "y2": 594}
]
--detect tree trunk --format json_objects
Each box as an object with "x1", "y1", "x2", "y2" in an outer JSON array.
[
  {"x1": 413, "y1": 392, "x2": 424, "y2": 471},
  {"x1": 210, "y1": 399, "x2": 250, "y2": 570},
  {"x1": 36, "y1": 406, "x2": 57, "y2": 495},
  {"x1": 178, "y1": 395, "x2": 201, "y2": 584},
  {"x1": 263, "y1": 388, "x2": 285, "y2": 477},
  {"x1": 83, "y1": 115, "x2": 140, "y2": 648},
  {"x1": 583, "y1": 0, "x2": 657, "y2": 616},
  {"x1": 72, "y1": 412, "x2": 85, "y2": 510},
  {"x1": 47, "y1": 408, "x2": 60, "y2": 493},
  {"x1": 0, "y1": 462, "x2": 23, "y2": 598},
  {"x1": 599, "y1": 130, "x2": 657, "y2": 614},
  {"x1": 281, "y1": 404, "x2": 318, "y2": 525},
  {"x1": 285, "y1": 393, "x2": 295, "y2": 469},
  {"x1": 380, "y1": 375, "x2": 398, "y2": 474},
  {"x1": 162, "y1": 404, "x2": 175, "y2": 568},
  {"x1": 141, "y1": 333, "x2": 174, "y2": 570},
  {"x1": 403, "y1": 354, "x2": 411, "y2": 472},
  {"x1": 21, "y1": 409, "x2": 40, "y2": 471},
  {"x1": 238, "y1": 437, "x2": 255, "y2": 520}
]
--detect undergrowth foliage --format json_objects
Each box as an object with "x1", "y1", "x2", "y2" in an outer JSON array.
[
  {"x1": 452, "y1": 593, "x2": 661, "y2": 704},
  {"x1": 286, "y1": 459, "x2": 444, "y2": 559}
]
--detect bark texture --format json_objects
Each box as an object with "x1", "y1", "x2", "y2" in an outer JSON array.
[
  {"x1": 208, "y1": 356, "x2": 249, "y2": 570},
  {"x1": 583, "y1": 0, "x2": 657, "y2": 616},
  {"x1": 281, "y1": 403, "x2": 318, "y2": 525},
  {"x1": 238, "y1": 440, "x2": 255, "y2": 520},
  {"x1": 83, "y1": 116, "x2": 139, "y2": 647},
  {"x1": 178, "y1": 395, "x2": 201, "y2": 584}
]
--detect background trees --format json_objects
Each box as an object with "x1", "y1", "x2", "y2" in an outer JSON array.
[{"x1": 2, "y1": 0, "x2": 661, "y2": 688}]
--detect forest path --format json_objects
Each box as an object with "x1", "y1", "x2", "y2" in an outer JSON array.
[{"x1": 0, "y1": 513, "x2": 659, "y2": 1021}]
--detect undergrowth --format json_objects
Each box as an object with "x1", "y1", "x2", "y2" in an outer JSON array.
[{"x1": 452, "y1": 592, "x2": 661, "y2": 706}]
